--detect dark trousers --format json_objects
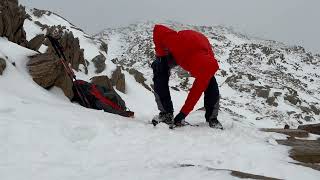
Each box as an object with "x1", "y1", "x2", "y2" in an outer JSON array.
[{"x1": 152, "y1": 58, "x2": 220, "y2": 120}]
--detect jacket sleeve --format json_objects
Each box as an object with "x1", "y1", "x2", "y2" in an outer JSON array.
[
  {"x1": 180, "y1": 76, "x2": 211, "y2": 115},
  {"x1": 153, "y1": 26, "x2": 167, "y2": 57}
]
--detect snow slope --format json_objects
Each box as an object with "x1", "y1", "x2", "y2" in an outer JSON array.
[
  {"x1": 0, "y1": 7, "x2": 320, "y2": 180},
  {"x1": 1, "y1": 36, "x2": 320, "y2": 179}
]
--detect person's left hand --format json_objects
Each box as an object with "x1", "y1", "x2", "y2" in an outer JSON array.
[{"x1": 174, "y1": 112, "x2": 186, "y2": 123}]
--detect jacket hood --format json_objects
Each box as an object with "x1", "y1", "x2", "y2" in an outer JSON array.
[{"x1": 153, "y1": 24, "x2": 177, "y2": 39}]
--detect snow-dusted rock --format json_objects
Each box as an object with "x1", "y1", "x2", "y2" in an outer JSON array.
[
  {"x1": 111, "y1": 66, "x2": 125, "y2": 93},
  {"x1": 128, "y1": 68, "x2": 150, "y2": 91},
  {"x1": 99, "y1": 41, "x2": 108, "y2": 54},
  {"x1": 91, "y1": 53, "x2": 106, "y2": 73},
  {"x1": 27, "y1": 53, "x2": 74, "y2": 99},
  {"x1": 91, "y1": 75, "x2": 113, "y2": 91},
  {"x1": 27, "y1": 34, "x2": 45, "y2": 51},
  {"x1": 0, "y1": 57, "x2": 6, "y2": 75},
  {"x1": 52, "y1": 31, "x2": 86, "y2": 72},
  {"x1": 298, "y1": 123, "x2": 320, "y2": 135},
  {"x1": 0, "y1": 0, "x2": 27, "y2": 46}
]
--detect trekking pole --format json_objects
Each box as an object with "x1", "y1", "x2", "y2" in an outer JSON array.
[{"x1": 46, "y1": 35, "x2": 91, "y2": 108}]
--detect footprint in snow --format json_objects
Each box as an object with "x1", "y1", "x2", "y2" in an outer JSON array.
[{"x1": 62, "y1": 125, "x2": 98, "y2": 146}]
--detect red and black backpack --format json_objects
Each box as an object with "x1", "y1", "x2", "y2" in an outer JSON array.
[{"x1": 72, "y1": 80, "x2": 134, "y2": 117}]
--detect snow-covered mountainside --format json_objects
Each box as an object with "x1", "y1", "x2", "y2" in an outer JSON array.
[
  {"x1": 95, "y1": 21, "x2": 320, "y2": 127},
  {"x1": 1, "y1": 3, "x2": 320, "y2": 179}
]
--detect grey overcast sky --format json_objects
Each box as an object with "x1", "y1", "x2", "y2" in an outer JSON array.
[{"x1": 20, "y1": 0, "x2": 320, "y2": 54}]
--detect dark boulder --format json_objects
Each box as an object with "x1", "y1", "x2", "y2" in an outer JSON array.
[
  {"x1": 92, "y1": 54, "x2": 106, "y2": 73},
  {"x1": 0, "y1": 58, "x2": 6, "y2": 75},
  {"x1": 266, "y1": 96, "x2": 278, "y2": 107},
  {"x1": 111, "y1": 66, "x2": 126, "y2": 93},
  {"x1": 27, "y1": 53, "x2": 74, "y2": 99},
  {"x1": 255, "y1": 86, "x2": 270, "y2": 99},
  {"x1": 91, "y1": 75, "x2": 113, "y2": 92}
]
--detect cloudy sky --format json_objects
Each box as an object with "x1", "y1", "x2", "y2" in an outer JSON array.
[{"x1": 20, "y1": 0, "x2": 319, "y2": 53}]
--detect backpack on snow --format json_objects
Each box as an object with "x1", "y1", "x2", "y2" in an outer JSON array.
[{"x1": 72, "y1": 80, "x2": 134, "y2": 117}]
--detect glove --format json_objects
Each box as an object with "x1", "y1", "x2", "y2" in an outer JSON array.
[{"x1": 174, "y1": 112, "x2": 186, "y2": 124}]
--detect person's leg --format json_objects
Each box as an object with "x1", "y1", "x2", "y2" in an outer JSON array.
[
  {"x1": 152, "y1": 57, "x2": 174, "y2": 114},
  {"x1": 204, "y1": 76, "x2": 221, "y2": 128}
]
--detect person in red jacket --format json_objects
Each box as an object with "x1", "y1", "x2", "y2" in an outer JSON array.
[{"x1": 152, "y1": 24, "x2": 222, "y2": 129}]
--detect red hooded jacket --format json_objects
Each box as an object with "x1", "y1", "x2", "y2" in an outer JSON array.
[{"x1": 153, "y1": 24, "x2": 219, "y2": 115}]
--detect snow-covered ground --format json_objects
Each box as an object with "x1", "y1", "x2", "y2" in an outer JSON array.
[{"x1": 1, "y1": 36, "x2": 320, "y2": 180}]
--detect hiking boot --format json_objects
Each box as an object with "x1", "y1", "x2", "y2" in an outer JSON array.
[
  {"x1": 153, "y1": 112, "x2": 173, "y2": 124},
  {"x1": 207, "y1": 118, "x2": 223, "y2": 130}
]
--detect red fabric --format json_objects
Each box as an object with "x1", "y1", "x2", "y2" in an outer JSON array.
[
  {"x1": 153, "y1": 24, "x2": 219, "y2": 115},
  {"x1": 90, "y1": 85, "x2": 123, "y2": 111}
]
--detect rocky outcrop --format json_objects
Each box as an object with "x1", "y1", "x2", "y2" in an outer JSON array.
[
  {"x1": 92, "y1": 54, "x2": 106, "y2": 73},
  {"x1": 27, "y1": 53, "x2": 74, "y2": 99},
  {"x1": 27, "y1": 34, "x2": 45, "y2": 51},
  {"x1": 0, "y1": 58, "x2": 6, "y2": 75},
  {"x1": 0, "y1": 0, "x2": 28, "y2": 46},
  {"x1": 27, "y1": 30, "x2": 87, "y2": 99},
  {"x1": 111, "y1": 66, "x2": 126, "y2": 93}
]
